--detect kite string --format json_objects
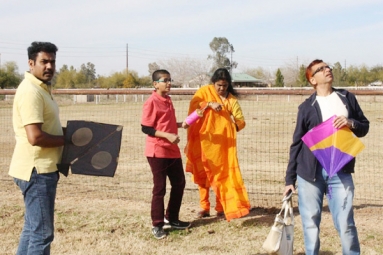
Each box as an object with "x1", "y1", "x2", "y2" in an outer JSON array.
[
  {"x1": 323, "y1": 168, "x2": 333, "y2": 200},
  {"x1": 327, "y1": 184, "x2": 333, "y2": 200}
]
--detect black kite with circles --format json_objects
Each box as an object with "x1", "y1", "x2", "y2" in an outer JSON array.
[{"x1": 57, "y1": 121, "x2": 123, "y2": 177}]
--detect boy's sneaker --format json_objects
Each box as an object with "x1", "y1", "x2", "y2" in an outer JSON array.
[
  {"x1": 167, "y1": 220, "x2": 191, "y2": 230},
  {"x1": 152, "y1": 226, "x2": 166, "y2": 239},
  {"x1": 163, "y1": 218, "x2": 171, "y2": 230}
]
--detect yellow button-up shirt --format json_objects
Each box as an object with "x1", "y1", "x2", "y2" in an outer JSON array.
[{"x1": 9, "y1": 72, "x2": 63, "y2": 181}]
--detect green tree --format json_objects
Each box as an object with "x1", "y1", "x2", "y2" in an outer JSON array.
[
  {"x1": 54, "y1": 63, "x2": 98, "y2": 88},
  {"x1": 358, "y1": 65, "x2": 371, "y2": 86},
  {"x1": 76, "y1": 72, "x2": 88, "y2": 87},
  {"x1": 55, "y1": 65, "x2": 77, "y2": 88},
  {"x1": 332, "y1": 62, "x2": 347, "y2": 86},
  {"x1": 136, "y1": 75, "x2": 152, "y2": 87},
  {"x1": 107, "y1": 71, "x2": 129, "y2": 88},
  {"x1": 296, "y1": 64, "x2": 307, "y2": 87},
  {"x1": 345, "y1": 65, "x2": 372, "y2": 87},
  {"x1": 97, "y1": 69, "x2": 151, "y2": 88},
  {"x1": 0, "y1": 61, "x2": 22, "y2": 89},
  {"x1": 123, "y1": 71, "x2": 139, "y2": 88},
  {"x1": 127, "y1": 70, "x2": 152, "y2": 88},
  {"x1": 370, "y1": 65, "x2": 383, "y2": 82},
  {"x1": 275, "y1": 68, "x2": 284, "y2": 87},
  {"x1": 207, "y1": 37, "x2": 237, "y2": 72},
  {"x1": 345, "y1": 65, "x2": 359, "y2": 86},
  {"x1": 80, "y1": 62, "x2": 97, "y2": 86}
]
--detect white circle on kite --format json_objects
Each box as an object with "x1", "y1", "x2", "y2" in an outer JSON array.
[
  {"x1": 71, "y1": 127, "x2": 93, "y2": 146},
  {"x1": 91, "y1": 151, "x2": 112, "y2": 170}
]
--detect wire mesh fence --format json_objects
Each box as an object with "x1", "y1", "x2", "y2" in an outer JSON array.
[{"x1": 1, "y1": 89, "x2": 382, "y2": 208}]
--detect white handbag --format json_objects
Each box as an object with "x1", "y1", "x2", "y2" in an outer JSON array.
[{"x1": 262, "y1": 193, "x2": 294, "y2": 255}]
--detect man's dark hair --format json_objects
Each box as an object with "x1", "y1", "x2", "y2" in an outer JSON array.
[
  {"x1": 152, "y1": 69, "x2": 170, "y2": 81},
  {"x1": 27, "y1": 41, "x2": 58, "y2": 62},
  {"x1": 306, "y1": 59, "x2": 323, "y2": 85},
  {"x1": 211, "y1": 68, "x2": 237, "y2": 97}
]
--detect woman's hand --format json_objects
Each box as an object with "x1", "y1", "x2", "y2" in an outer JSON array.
[
  {"x1": 209, "y1": 102, "x2": 223, "y2": 112},
  {"x1": 182, "y1": 121, "x2": 189, "y2": 129}
]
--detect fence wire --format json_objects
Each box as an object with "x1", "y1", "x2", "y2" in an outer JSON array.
[{"x1": 1, "y1": 91, "x2": 382, "y2": 208}]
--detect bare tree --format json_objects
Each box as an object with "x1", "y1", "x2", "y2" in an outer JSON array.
[
  {"x1": 242, "y1": 67, "x2": 273, "y2": 86},
  {"x1": 148, "y1": 62, "x2": 160, "y2": 77},
  {"x1": 280, "y1": 57, "x2": 314, "y2": 87},
  {"x1": 158, "y1": 57, "x2": 211, "y2": 87},
  {"x1": 279, "y1": 59, "x2": 299, "y2": 87}
]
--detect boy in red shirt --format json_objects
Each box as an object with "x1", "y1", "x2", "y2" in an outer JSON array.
[{"x1": 141, "y1": 69, "x2": 190, "y2": 239}]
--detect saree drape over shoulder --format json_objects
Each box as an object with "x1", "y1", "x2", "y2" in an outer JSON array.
[{"x1": 184, "y1": 85, "x2": 250, "y2": 221}]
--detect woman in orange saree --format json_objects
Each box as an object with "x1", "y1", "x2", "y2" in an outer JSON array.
[{"x1": 183, "y1": 68, "x2": 250, "y2": 222}]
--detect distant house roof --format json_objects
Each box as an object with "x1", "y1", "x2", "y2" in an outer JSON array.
[
  {"x1": 232, "y1": 73, "x2": 264, "y2": 83},
  {"x1": 231, "y1": 73, "x2": 267, "y2": 87},
  {"x1": 368, "y1": 81, "x2": 383, "y2": 86}
]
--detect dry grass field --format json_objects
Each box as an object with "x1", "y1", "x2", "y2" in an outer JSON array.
[{"x1": 1, "y1": 93, "x2": 383, "y2": 254}]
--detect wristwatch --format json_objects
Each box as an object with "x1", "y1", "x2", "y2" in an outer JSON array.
[{"x1": 348, "y1": 119, "x2": 355, "y2": 129}]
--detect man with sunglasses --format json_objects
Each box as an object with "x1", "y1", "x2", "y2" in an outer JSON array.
[{"x1": 283, "y1": 59, "x2": 369, "y2": 254}]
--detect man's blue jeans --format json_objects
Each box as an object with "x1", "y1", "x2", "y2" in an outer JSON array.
[
  {"x1": 297, "y1": 169, "x2": 360, "y2": 255},
  {"x1": 14, "y1": 169, "x2": 59, "y2": 255}
]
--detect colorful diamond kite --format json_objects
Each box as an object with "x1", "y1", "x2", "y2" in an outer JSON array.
[{"x1": 301, "y1": 115, "x2": 365, "y2": 178}]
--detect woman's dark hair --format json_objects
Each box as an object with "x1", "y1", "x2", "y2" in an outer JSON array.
[
  {"x1": 27, "y1": 42, "x2": 58, "y2": 62},
  {"x1": 211, "y1": 68, "x2": 238, "y2": 97}
]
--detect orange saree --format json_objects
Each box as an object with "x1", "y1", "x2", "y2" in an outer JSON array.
[{"x1": 184, "y1": 85, "x2": 250, "y2": 221}]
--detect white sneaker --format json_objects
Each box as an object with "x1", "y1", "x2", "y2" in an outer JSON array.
[{"x1": 163, "y1": 217, "x2": 171, "y2": 229}]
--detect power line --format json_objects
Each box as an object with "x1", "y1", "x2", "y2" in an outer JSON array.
[{"x1": 3, "y1": 41, "x2": 362, "y2": 73}]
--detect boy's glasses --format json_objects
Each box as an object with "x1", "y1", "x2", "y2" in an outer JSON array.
[
  {"x1": 312, "y1": 65, "x2": 333, "y2": 77},
  {"x1": 155, "y1": 79, "x2": 173, "y2": 83}
]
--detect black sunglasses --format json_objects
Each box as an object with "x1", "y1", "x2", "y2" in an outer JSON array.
[{"x1": 312, "y1": 65, "x2": 333, "y2": 77}]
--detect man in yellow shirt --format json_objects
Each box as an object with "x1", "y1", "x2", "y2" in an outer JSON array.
[{"x1": 9, "y1": 41, "x2": 65, "y2": 255}]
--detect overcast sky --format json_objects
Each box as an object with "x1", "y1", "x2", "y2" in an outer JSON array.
[{"x1": 1, "y1": 0, "x2": 382, "y2": 77}]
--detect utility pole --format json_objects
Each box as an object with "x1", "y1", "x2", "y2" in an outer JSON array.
[
  {"x1": 344, "y1": 59, "x2": 347, "y2": 86},
  {"x1": 126, "y1": 44, "x2": 129, "y2": 72},
  {"x1": 297, "y1": 56, "x2": 299, "y2": 88},
  {"x1": 230, "y1": 46, "x2": 233, "y2": 75},
  {"x1": 229, "y1": 44, "x2": 234, "y2": 76}
]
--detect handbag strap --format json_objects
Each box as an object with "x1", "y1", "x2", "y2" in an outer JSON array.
[
  {"x1": 283, "y1": 197, "x2": 294, "y2": 225},
  {"x1": 276, "y1": 194, "x2": 294, "y2": 222},
  {"x1": 276, "y1": 196, "x2": 294, "y2": 225}
]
